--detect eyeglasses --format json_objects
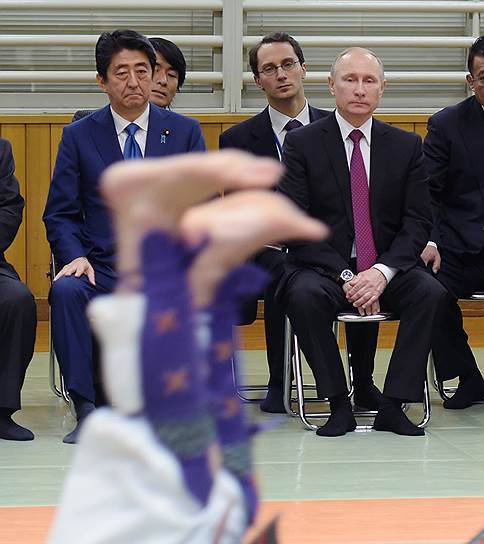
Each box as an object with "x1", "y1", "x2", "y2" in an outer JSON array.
[
  {"x1": 259, "y1": 59, "x2": 300, "y2": 77},
  {"x1": 471, "y1": 74, "x2": 484, "y2": 86}
]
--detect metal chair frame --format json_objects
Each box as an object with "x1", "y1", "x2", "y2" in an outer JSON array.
[
  {"x1": 283, "y1": 313, "x2": 431, "y2": 431},
  {"x1": 430, "y1": 292, "x2": 484, "y2": 402},
  {"x1": 47, "y1": 256, "x2": 70, "y2": 405}
]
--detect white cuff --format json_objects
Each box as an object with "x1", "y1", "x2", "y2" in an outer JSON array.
[
  {"x1": 427, "y1": 241, "x2": 437, "y2": 248},
  {"x1": 372, "y1": 263, "x2": 397, "y2": 284}
]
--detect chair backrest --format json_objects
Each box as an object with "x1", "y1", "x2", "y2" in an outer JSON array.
[{"x1": 71, "y1": 109, "x2": 95, "y2": 123}]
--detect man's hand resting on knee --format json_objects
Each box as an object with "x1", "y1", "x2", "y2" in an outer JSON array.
[{"x1": 54, "y1": 256, "x2": 96, "y2": 285}]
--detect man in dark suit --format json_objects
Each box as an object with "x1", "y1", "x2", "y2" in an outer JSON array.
[
  {"x1": 0, "y1": 138, "x2": 37, "y2": 441},
  {"x1": 422, "y1": 36, "x2": 484, "y2": 408},
  {"x1": 219, "y1": 32, "x2": 328, "y2": 413},
  {"x1": 279, "y1": 47, "x2": 447, "y2": 436},
  {"x1": 43, "y1": 29, "x2": 205, "y2": 443}
]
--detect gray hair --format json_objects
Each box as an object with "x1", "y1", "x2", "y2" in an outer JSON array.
[{"x1": 330, "y1": 47, "x2": 385, "y2": 79}]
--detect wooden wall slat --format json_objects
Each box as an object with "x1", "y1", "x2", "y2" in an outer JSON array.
[
  {"x1": 200, "y1": 123, "x2": 222, "y2": 151},
  {"x1": 26, "y1": 125, "x2": 51, "y2": 299},
  {"x1": 1, "y1": 124, "x2": 27, "y2": 281},
  {"x1": 50, "y1": 124, "x2": 65, "y2": 176}
]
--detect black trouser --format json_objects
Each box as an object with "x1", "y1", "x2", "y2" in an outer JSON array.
[
  {"x1": 0, "y1": 273, "x2": 37, "y2": 411},
  {"x1": 281, "y1": 266, "x2": 446, "y2": 402},
  {"x1": 431, "y1": 247, "x2": 484, "y2": 381}
]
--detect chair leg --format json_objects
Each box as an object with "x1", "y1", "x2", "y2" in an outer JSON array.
[{"x1": 429, "y1": 351, "x2": 455, "y2": 401}]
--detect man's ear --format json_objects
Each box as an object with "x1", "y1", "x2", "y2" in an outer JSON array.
[
  {"x1": 466, "y1": 73, "x2": 475, "y2": 92},
  {"x1": 96, "y1": 73, "x2": 107, "y2": 93},
  {"x1": 301, "y1": 62, "x2": 307, "y2": 80},
  {"x1": 328, "y1": 75, "x2": 335, "y2": 96},
  {"x1": 254, "y1": 75, "x2": 263, "y2": 91}
]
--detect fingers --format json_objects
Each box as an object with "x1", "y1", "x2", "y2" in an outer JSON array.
[
  {"x1": 432, "y1": 253, "x2": 441, "y2": 274},
  {"x1": 52, "y1": 257, "x2": 95, "y2": 285}
]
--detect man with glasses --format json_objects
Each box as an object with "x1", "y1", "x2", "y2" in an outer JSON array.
[
  {"x1": 422, "y1": 36, "x2": 484, "y2": 408},
  {"x1": 219, "y1": 32, "x2": 330, "y2": 413}
]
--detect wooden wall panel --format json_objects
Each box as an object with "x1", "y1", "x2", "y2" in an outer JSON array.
[
  {"x1": 25, "y1": 125, "x2": 51, "y2": 299},
  {"x1": 1, "y1": 124, "x2": 26, "y2": 281},
  {"x1": 200, "y1": 123, "x2": 222, "y2": 150},
  {"x1": 50, "y1": 124, "x2": 64, "y2": 176}
]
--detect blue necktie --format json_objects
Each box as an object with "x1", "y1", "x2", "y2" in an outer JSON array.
[{"x1": 123, "y1": 123, "x2": 143, "y2": 160}]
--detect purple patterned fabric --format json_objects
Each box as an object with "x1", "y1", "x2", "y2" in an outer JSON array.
[
  {"x1": 206, "y1": 263, "x2": 269, "y2": 522},
  {"x1": 349, "y1": 129, "x2": 377, "y2": 272},
  {"x1": 140, "y1": 231, "x2": 214, "y2": 506}
]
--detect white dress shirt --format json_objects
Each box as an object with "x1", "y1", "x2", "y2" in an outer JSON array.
[
  {"x1": 269, "y1": 100, "x2": 310, "y2": 159},
  {"x1": 111, "y1": 103, "x2": 150, "y2": 157},
  {"x1": 335, "y1": 110, "x2": 397, "y2": 283}
]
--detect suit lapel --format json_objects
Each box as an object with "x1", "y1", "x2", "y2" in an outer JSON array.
[
  {"x1": 321, "y1": 114, "x2": 354, "y2": 227},
  {"x1": 89, "y1": 105, "x2": 123, "y2": 166},
  {"x1": 368, "y1": 119, "x2": 389, "y2": 245},
  {"x1": 251, "y1": 107, "x2": 280, "y2": 160},
  {"x1": 145, "y1": 104, "x2": 172, "y2": 157}
]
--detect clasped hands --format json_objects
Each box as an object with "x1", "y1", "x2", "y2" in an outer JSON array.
[{"x1": 343, "y1": 268, "x2": 387, "y2": 316}]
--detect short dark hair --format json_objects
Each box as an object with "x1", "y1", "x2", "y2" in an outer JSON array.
[
  {"x1": 96, "y1": 29, "x2": 156, "y2": 80},
  {"x1": 468, "y1": 35, "x2": 484, "y2": 74},
  {"x1": 248, "y1": 32, "x2": 305, "y2": 76},
  {"x1": 149, "y1": 37, "x2": 187, "y2": 89}
]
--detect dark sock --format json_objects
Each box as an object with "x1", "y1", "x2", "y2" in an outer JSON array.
[
  {"x1": 373, "y1": 396, "x2": 424, "y2": 436},
  {"x1": 140, "y1": 231, "x2": 215, "y2": 506},
  {"x1": 63, "y1": 392, "x2": 95, "y2": 444},
  {"x1": 443, "y1": 369, "x2": 484, "y2": 410},
  {"x1": 260, "y1": 384, "x2": 286, "y2": 414},
  {"x1": 353, "y1": 382, "x2": 383, "y2": 411},
  {"x1": 0, "y1": 409, "x2": 34, "y2": 441},
  {"x1": 316, "y1": 394, "x2": 356, "y2": 437},
  {"x1": 206, "y1": 264, "x2": 268, "y2": 523}
]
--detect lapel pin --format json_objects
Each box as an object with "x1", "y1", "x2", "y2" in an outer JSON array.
[{"x1": 160, "y1": 129, "x2": 170, "y2": 144}]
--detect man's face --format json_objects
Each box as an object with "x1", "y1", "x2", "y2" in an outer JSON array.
[
  {"x1": 328, "y1": 49, "x2": 386, "y2": 126},
  {"x1": 466, "y1": 54, "x2": 484, "y2": 106},
  {"x1": 254, "y1": 41, "x2": 306, "y2": 103},
  {"x1": 151, "y1": 51, "x2": 179, "y2": 108},
  {"x1": 97, "y1": 48, "x2": 153, "y2": 118}
]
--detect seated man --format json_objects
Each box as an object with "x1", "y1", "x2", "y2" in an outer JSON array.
[
  {"x1": 149, "y1": 36, "x2": 186, "y2": 109},
  {"x1": 43, "y1": 29, "x2": 206, "y2": 444},
  {"x1": 278, "y1": 47, "x2": 447, "y2": 437},
  {"x1": 0, "y1": 138, "x2": 37, "y2": 441},
  {"x1": 47, "y1": 150, "x2": 326, "y2": 543},
  {"x1": 422, "y1": 35, "x2": 484, "y2": 408}
]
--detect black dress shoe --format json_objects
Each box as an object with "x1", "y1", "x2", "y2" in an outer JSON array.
[{"x1": 353, "y1": 383, "x2": 384, "y2": 411}]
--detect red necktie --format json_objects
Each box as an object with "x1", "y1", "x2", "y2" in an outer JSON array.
[{"x1": 349, "y1": 129, "x2": 377, "y2": 272}]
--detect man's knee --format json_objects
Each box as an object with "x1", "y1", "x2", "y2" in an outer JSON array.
[
  {"x1": 50, "y1": 275, "x2": 91, "y2": 307},
  {"x1": 0, "y1": 277, "x2": 35, "y2": 313},
  {"x1": 284, "y1": 274, "x2": 336, "y2": 318}
]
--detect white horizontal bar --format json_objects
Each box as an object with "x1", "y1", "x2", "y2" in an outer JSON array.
[
  {"x1": 244, "y1": 1, "x2": 484, "y2": 13},
  {"x1": 0, "y1": 70, "x2": 223, "y2": 84},
  {"x1": 0, "y1": 0, "x2": 223, "y2": 9},
  {"x1": 0, "y1": 35, "x2": 223, "y2": 47},
  {"x1": 243, "y1": 36, "x2": 475, "y2": 48},
  {"x1": 243, "y1": 71, "x2": 468, "y2": 83}
]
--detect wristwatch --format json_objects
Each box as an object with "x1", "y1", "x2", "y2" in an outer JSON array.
[{"x1": 336, "y1": 269, "x2": 354, "y2": 286}]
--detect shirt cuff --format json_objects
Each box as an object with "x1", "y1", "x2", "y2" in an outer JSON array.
[
  {"x1": 372, "y1": 263, "x2": 397, "y2": 284},
  {"x1": 427, "y1": 241, "x2": 437, "y2": 248}
]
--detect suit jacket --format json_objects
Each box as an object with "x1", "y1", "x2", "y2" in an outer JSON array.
[
  {"x1": 43, "y1": 103, "x2": 205, "y2": 267},
  {"x1": 0, "y1": 138, "x2": 24, "y2": 280},
  {"x1": 219, "y1": 105, "x2": 329, "y2": 159},
  {"x1": 423, "y1": 95, "x2": 484, "y2": 255},
  {"x1": 279, "y1": 112, "x2": 431, "y2": 279}
]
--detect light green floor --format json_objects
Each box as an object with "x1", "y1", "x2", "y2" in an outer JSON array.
[{"x1": 1, "y1": 350, "x2": 484, "y2": 507}]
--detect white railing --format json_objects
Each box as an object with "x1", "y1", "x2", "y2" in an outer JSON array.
[{"x1": 0, "y1": 0, "x2": 483, "y2": 112}]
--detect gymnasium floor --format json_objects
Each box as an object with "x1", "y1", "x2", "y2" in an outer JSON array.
[{"x1": 1, "y1": 347, "x2": 484, "y2": 544}]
